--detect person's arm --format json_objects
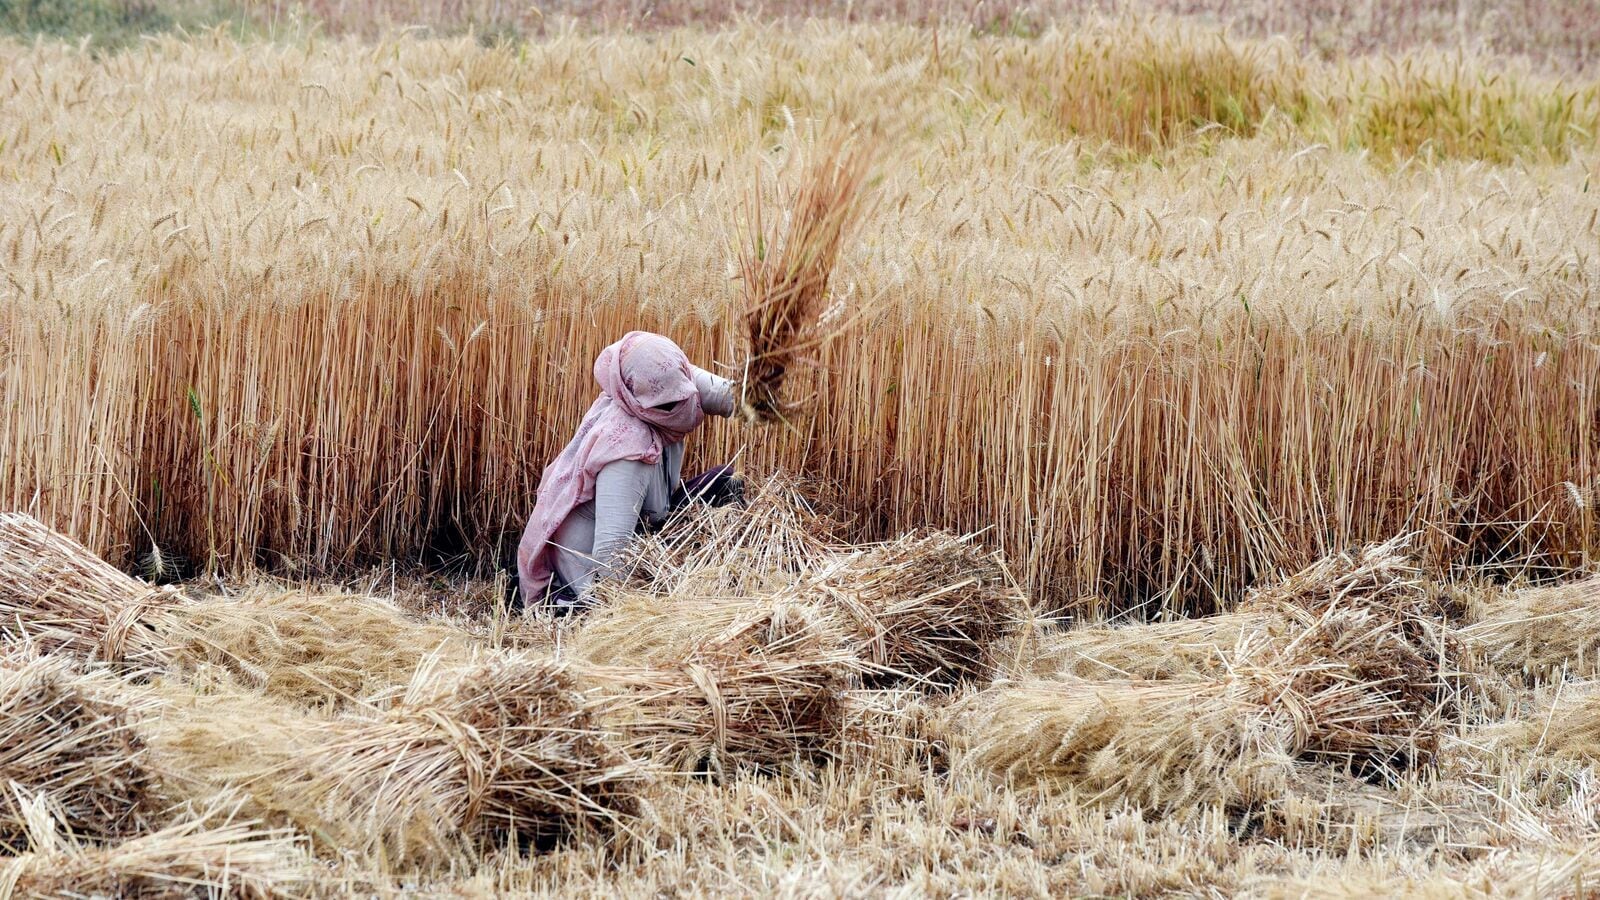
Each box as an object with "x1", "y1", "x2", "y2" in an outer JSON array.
[
  {"x1": 691, "y1": 366, "x2": 736, "y2": 418},
  {"x1": 568, "y1": 459, "x2": 652, "y2": 597}
]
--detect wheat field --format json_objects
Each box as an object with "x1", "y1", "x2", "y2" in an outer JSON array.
[
  {"x1": 3, "y1": 17, "x2": 1598, "y2": 614},
  {"x1": 3, "y1": 6, "x2": 1600, "y2": 896}
]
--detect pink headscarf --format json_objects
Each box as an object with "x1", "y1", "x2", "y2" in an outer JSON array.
[{"x1": 517, "y1": 332, "x2": 707, "y2": 601}]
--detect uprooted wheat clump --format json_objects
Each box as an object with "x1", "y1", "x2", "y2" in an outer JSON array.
[{"x1": 0, "y1": 650, "x2": 164, "y2": 847}]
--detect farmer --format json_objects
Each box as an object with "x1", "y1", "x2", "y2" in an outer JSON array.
[{"x1": 516, "y1": 331, "x2": 743, "y2": 612}]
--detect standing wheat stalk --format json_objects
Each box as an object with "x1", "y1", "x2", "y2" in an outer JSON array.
[{"x1": 738, "y1": 134, "x2": 876, "y2": 424}]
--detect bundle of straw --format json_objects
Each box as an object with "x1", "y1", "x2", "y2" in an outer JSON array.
[
  {"x1": 0, "y1": 513, "x2": 179, "y2": 665},
  {"x1": 737, "y1": 135, "x2": 874, "y2": 423},
  {"x1": 956, "y1": 612, "x2": 1447, "y2": 810},
  {"x1": 1243, "y1": 606, "x2": 1449, "y2": 767},
  {"x1": 611, "y1": 473, "x2": 846, "y2": 596},
  {"x1": 579, "y1": 652, "x2": 858, "y2": 775},
  {"x1": 812, "y1": 531, "x2": 1026, "y2": 689},
  {"x1": 0, "y1": 515, "x2": 476, "y2": 709},
  {"x1": 1478, "y1": 680, "x2": 1600, "y2": 762},
  {"x1": 0, "y1": 795, "x2": 306, "y2": 899},
  {"x1": 150, "y1": 655, "x2": 644, "y2": 865},
  {"x1": 0, "y1": 650, "x2": 163, "y2": 847},
  {"x1": 951, "y1": 677, "x2": 1297, "y2": 812},
  {"x1": 573, "y1": 590, "x2": 852, "y2": 670},
  {"x1": 166, "y1": 587, "x2": 476, "y2": 709},
  {"x1": 1028, "y1": 613, "x2": 1262, "y2": 681},
  {"x1": 1465, "y1": 576, "x2": 1600, "y2": 682}
]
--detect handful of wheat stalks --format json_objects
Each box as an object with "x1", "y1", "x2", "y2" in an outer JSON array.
[{"x1": 736, "y1": 135, "x2": 875, "y2": 425}]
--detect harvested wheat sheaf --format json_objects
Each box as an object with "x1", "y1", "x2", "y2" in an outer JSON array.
[
  {"x1": 1029, "y1": 613, "x2": 1261, "y2": 681},
  {"x1": 167, "y1": 587, "x2": 477, "y2": 708},
  {"x1": 951, "y1": 677, "x2": 1297, "y2": 812},
  {"x1": 0, "y1": 650, "x2": 163, "y2": 847},
  {"x1": 146, "y1": 656, "x2": 644, "y2": 866},
  {"x1": 0, "y1": 514, "x2": 474, "y2": 708},
  {"x1": 0, "y1": 795, "x2": 307, "y2": 900},
  {"x1": 813, "y1": 531, "x2": 1026, "y2": 689},
  {"x1": 739, "y1": 135, "x2": 875, "y2": 423},
  {"x1": 578, "y1": 653, "x2": 858, "y2": 775},
  {"x1": 574, "y1": 589, "x2": 852, "y2": 669},
  {"x1": 1465, "y1": 575, "x2": 1600, "y2": 682},
  {"x1": 0, "y1": 513, "x2": 179, "y2": 665},
  {"x1": 611, "y1": 474, "x2": 848, "y2": 594}
]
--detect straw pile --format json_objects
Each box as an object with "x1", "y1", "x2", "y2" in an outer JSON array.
[
  {"x1": 1479, "y1": 681, "x2": 1600, "y2": 762},
  {"x1": 0, "y1": 513, "x2": 179, "y2": 666},
  {"x1": 611, "y1": 474, "x2": 846, "y2": 595},
  {"x1": 737, "y1": 134, "x2": 874, "y2": 424},
  {"x1": 579, "y1": 653, "x2": 859, "y2": 775},
  {"x1": 1030, "y1": 613, "x2": 1261, "y2": 681},
  {"x1": 166, "y1": 588, "x2": 476, "y2": 709},
  {"x1": 0, "y1": 796, "x2": 306, "y2": 899},
  {"x1": 812, "y1": 531, "x2": 1026, "y2": 690},
  {"x1": 0, "y1": 515, "x2": 476, "y2": 709},
  {"x1": 0, "y1": 650, "x2": 163, "y2": 847},
  {"x1": 952, "y1": 677, "x2": 1297, "y2": 812},
  {"x1": 1465, "y1": 576, "x2": 1600, "y2": 682},
  {"x1": 573, "y1": 590, "x2": 852, "y2": 669},
  {"x1": 148, "y1": 656, "x2": 644, "y2": 865}
]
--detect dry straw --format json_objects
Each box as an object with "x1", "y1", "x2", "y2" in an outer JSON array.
[
  {"x1": 0, "y1": 514, "x2": 475, "y2": 708},
  {"x1": 0, "y1": 794, "x2": 307, "y2": 899},
  {"x1": 951, "y1": 677, "x2": 1297, "y2": 812},
  {"x1": 810, "y1": 530, "x2": 1026, "y2": 689},
  {"x1": 147, "y1": 655, "x2": 644, "y2": 866},
  {"x1": 0, "y1": 650, "x2": 163, "y2": 847},
  {"x1": 1465, "y1": 575, "x2": 1600, "y2": 682},
  {"x1": 0, "y1": 513, "x2": 179, "y2": 666},
  {"x1": 167, "y1": 587, "x2": 476, "y2": 708},
  {"x1": 577, "y1": 653, "x2": 859, "y2": 775}
]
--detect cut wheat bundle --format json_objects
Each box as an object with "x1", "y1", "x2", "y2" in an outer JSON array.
[
  {"x1": 612, "y1": 474, "x2": 847, "y2": 596},
  {"x1": 0, "y1": 513, "x2": 180, "y2": 665},
  {"x1": 1245, "y1": 605, "x2": 1451, "y2": 768},
  {"x1": 166, "y1": 587, "x2": 477, "y2": 709},
  {"x1": 0, "y1": 515, "x2": 477, "y2": 709},
  {"x1": 811, "y1": 531, "x2": 1027, "y2": 690},
  {"x1": 954, "y1": 614, "x2": 1446, "y2": 810},
  {"x1": 737, "y1": 134, "x2": 875, "y2": 424},
  {"x1": 1464, "y1": 576, "x2": 1600, "y2": 682},
  {"x1": 0, "y1": 793, "x2": 307, "y2": 900},
  {"x1": 0, "y1": 649, "x2": 163, "y2": 848},
  {"x1": 1029, "y1": 613, "x2": 1264, "y2": 681},
  {"x1": 950, "y1": 676, "x2": 1299, "y2": 813},
  {"x1": 577, "y1": 652, "x2": 858, "y2": 776},
  {"x1": 1031, "y1": 537, "x2": 1457, "y2": 688},
  {"x1": 573, "y1": 588, "x2": 852, "y2": 671},
  {"x1": 1477, "y1": 680, "x2": 1600, "y2": 762},
  {"x1": 148, "y1": 655, "x2": 644, "y2": 867}
]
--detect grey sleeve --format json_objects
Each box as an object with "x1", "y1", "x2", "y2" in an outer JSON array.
[
  {"x1": 692, "y1": 366, "x2": 736, "y2": 418},
  {"x1": 570, "y1": 459, "x2": 652, "y2": 596}
]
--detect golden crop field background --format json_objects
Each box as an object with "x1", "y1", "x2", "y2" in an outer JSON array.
[
  {"x1": 5, "y1": 6, "x2": 1600, "y2": 896},
  {"x1": 3, "y1": 17, "x2": 1598, "y2": 613}
]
